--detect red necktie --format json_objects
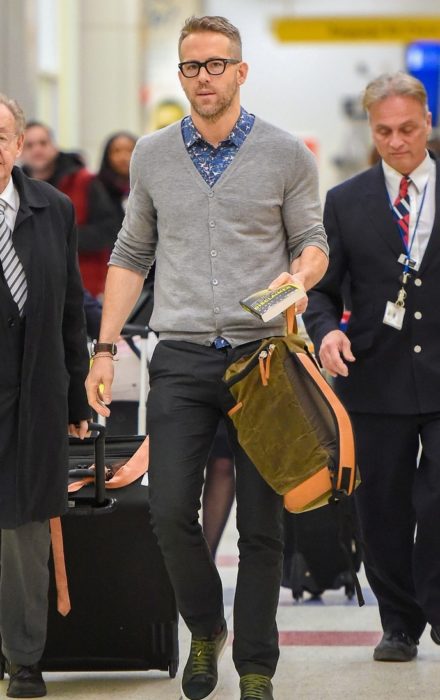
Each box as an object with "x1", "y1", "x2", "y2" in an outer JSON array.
[{"x1": 392, "y1": 176, "x2": 411, "y2": 248}]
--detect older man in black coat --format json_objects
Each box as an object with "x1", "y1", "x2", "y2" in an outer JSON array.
[
  {"x1": 304, "y1": 73, "x2": 440, "y2": 663},
  {"x1": 0, "y1": 94, "x2": 89, "y2": 697}
]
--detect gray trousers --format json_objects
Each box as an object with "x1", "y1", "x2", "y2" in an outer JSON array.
[{"x1": 0, "y1": 521, "x2": 50, "y2": 665}]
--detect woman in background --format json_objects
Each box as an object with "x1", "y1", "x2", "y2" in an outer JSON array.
[{"x1": 97, "y1": 131, "x2": 138, "y2": 228}]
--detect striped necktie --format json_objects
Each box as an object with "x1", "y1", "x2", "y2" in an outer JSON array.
[
  {"x1": 0, "y1": 199, "x2": 27, "y2": 315},
  {"x1": 392, "y1": 175, "x2": 411, "y2": 248}
]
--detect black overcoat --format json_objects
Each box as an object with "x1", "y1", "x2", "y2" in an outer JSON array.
[
  {"x1": 304, "y1": 154, "x2": 440, "y2": 414},
  {"x1": 0, "y1": 166, "x2": 90, "y2": 528}
]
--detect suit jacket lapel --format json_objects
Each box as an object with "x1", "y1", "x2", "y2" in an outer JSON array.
[
  {"x1": 12, "y1": 166, "x2": 50, "y2": 278},
  {"x1": 363, "y1": 163, "x2": 403, "y2": 259}
]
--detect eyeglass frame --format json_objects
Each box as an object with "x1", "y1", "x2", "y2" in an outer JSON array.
[{"x1": 178, "y1": 58, "x2": 241, "y2": 78}]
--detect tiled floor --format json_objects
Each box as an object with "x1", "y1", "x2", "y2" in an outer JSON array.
[{"x1": 4, "y1": 506, "x2": 439, "y2": 700}]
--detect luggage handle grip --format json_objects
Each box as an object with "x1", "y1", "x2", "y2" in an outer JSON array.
[
  {"x1": 69, "y1": 421, "x2": 106, "y2": 505},
  {"x1": 121, "y1": 323, "x2": 150, "y2": 339}
]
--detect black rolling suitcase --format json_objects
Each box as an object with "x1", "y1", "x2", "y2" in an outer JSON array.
[
  {"x1": 282, "y1": 500, "x2": 362, "y2": 601},
  {"x1": 42, "y1": 424, "x2": 179, "y2": 678}
]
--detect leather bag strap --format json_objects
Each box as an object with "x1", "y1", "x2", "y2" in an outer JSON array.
[
  {"x1": 49, "y1": 517, "x2": 71, "y2": 616},
  {"x1": 295, "y1": 352, "x2": 356, "y2": 493},
  {"x1": 286, "y1": 305, "x2": 298, "y2": 335}
]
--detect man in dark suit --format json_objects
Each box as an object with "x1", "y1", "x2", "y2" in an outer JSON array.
[
  {"x1": 0, "y1": 94, "x2": 90, "y2": 697},
  {"x1": 304, "y1": 72, "x2": 440, "y2": 662}
]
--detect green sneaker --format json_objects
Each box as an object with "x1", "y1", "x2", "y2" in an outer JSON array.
[
  {"x1": 239, "y1": 674, "x2": 274, "y2": 700},
  {"x1": 181, "y1": 623, "x2": 228, "y2": 700}
]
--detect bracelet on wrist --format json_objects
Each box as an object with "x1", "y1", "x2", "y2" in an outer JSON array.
[{"x1": 91, "y1": 352, "x2": 117, "y2": 361}]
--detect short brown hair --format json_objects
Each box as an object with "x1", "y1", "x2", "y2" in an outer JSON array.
[
  {"x1": 25, "y1": 120, "x2": 55, "y2": 141},
  {"x1": 362, "y1": 72, "x2": 428, "y2": 113},
  {"x1": 178, "y1": 15, "x2": 242, "y2": 60},
  {"x1": 0, "y1": 93, "x2": 26, "y2": 134}
]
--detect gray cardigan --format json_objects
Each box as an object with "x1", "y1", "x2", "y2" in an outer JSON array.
[{"x1": 110, "y1": 116, "x2": 328, "y2": 346}]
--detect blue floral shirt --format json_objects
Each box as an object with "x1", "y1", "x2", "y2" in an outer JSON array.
[{"x1": 181, "y1": 108, "x2": 255, "y2": 188}]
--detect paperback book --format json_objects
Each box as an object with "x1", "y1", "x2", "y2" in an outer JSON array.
[{"x1": 240, "y1": 283, "x2": 306, "y2": 322}]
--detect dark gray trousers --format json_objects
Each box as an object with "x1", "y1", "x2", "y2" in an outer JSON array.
[
  {"x1": 147, "y1": 340, "x2": 284, "y2": 678},
  {"x1": 0, "y1": 520, "x2": 50, "y2": 665}
]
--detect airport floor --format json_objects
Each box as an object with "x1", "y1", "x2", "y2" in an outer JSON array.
[{"x1": 5, "y1": 506, "x2": 439, "y2": 700}]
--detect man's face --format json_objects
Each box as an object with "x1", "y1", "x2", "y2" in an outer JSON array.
[
  {"x1": 178, "y1": 30, "x2": 248, "y2": 122},
  {"x1": 0, "y1": 104, "x2": 24, "y2": 191},
  {"x1": 21, "y1": 125, "x2": 58, "y2": 174},
  {"x1": 369, "y1": 95, "x2": 432, "y2": 174}
]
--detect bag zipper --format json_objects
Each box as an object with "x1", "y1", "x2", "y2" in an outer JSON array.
[
  {"x1": 259, "y1": 343, "x2": 276, "y2": 385},
  {"x1": 225, "y1": 340, "x2": 273, "y2": 388}
]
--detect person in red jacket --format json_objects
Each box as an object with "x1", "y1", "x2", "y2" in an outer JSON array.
[{"x1": 21, "y1": 121, "x2": 116, "y2": 298}]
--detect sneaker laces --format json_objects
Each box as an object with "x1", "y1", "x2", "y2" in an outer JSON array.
[
  {"x1": 189, "y1": 638, "x2": 218, "y2": 676},
  {"x1": 240, "y1": 674, "x2": 271, "y2": 698}
]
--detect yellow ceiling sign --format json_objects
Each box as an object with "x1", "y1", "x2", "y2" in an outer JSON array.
[{"x1": 272, "y1": 16, "x2": 440, "y2": 43}]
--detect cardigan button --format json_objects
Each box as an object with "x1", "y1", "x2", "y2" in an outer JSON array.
[{"x1": 7, "y1": 317, "x2": 15, "y2": 328}]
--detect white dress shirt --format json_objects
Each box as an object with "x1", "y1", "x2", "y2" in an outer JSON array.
[
  {"x1": 0, "y1": 176, "x2": 20, "y2": 231},
  {"x1": 382, "y1": 151, "x2": 436, "y2": 266}
]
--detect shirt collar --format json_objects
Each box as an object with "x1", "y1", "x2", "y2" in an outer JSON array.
[
  {"x1": 0, "y1": 176, "x2": 18, "y2": 211},
  {"x1": 382, "y1": 150, "x2": 433, "y2": 195},
  {"x1": 182, "y1": 107, "x2": 253, "y2": 149}
]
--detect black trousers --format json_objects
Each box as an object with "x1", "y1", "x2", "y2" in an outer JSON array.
[
  {"x1": 147, "y1": 340, "x2": 284, "y2": 677},
  {"x1": 352, "y1": 412, "x2": 440, "y2": 640}
]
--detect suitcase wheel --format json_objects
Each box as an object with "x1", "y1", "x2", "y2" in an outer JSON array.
[
  {"x1": 345, "y1": 584, "x2": 355, "y2": 600},
  {"x1": 169, "y1": 659, "x2": 179, "y2": 678},
  {"x1": 292, "y1": 589, "x2": 303, "y2": 602}
]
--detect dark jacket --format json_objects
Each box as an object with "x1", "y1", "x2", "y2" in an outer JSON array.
[
  {"x1": 0, "y1": 166, "x2": 90, "y2": 528},
  {"x1": 304, "y1": 155, "x2": 440, "y2": 415},
  {"x1": 96, "y1": 166, "x2": 129, "y2": 229}
]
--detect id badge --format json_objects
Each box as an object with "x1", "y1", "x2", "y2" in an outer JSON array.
[
  {"x1": 383, "y1": 301, "x2": 405, "y2": 330},
  {"x1": 398, "y1": 253, "x2": 420, "y2": 271}
]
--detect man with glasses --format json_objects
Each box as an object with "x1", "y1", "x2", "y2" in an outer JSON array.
[
  {"x1": 0, "y1": 94, "x2": 89, "y2": 697},
  {"x1": 86, "y1": 15, "x2": 328, "y2": 700}
]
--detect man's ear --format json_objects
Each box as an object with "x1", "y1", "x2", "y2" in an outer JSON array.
[
  {"x1": 237, "y1": 62, "x2": 249, "y2": 86},
  {"x1": 15, "y1": 133, "x2": 25, "y2": 160},
  {"x1": 426, "y1": 110, "x2": 433, "y2": 137}
]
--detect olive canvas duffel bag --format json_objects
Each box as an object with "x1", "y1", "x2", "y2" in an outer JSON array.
[{"x1": 224, "y1": 310, "x2": 358, "y2": 514}]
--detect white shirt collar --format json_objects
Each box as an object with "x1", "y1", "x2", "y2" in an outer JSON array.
[
  {"x1": 382, "y1": 151, "x2": 433, "y2": 195},
  {"x1": 0, "y1": 176, "x2": 18, "y2": 212}
]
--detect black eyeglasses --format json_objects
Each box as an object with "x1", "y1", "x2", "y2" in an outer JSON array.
[{"x1": 178, "y1": 58, "x2": 240, "y2": 78}]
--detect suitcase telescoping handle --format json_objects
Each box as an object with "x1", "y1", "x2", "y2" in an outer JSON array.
[
  {"x1": 121, "y1": 323, "x2": 152, "y2": 435},
  {"x1": 69, "y1": 421, "x2": 106, "y2": 506}
]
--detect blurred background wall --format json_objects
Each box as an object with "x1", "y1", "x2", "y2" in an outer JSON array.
[{"x1": 1, "y1": 0, "x2": 439, "y2": 195}]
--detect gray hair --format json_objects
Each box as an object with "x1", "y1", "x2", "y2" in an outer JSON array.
[
  {"x1": 0, "y1": 94, "x2": 26, "y2": 134},
  {"x1": 178, "y1": 15, "x2": 242, "y2": 60},
  {"x1": 362, "y1": 72, "x2": 428, "y2": 113}
]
